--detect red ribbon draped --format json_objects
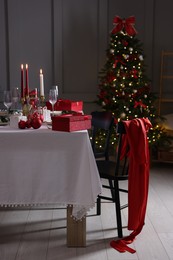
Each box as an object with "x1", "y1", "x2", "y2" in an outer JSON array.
[
  {"x1": 114, "y1": 56, "x2": 126, "y2": 68},
  {"x1": 112, "y1": 16, "x2": 137, "y2": 36},
  {"x1": 134, "y1": 100, "x2": 147, "y2": 109},
  {"x1": 131, "y1": 69, "x2": 138, "y2": 78},
  {"x1": 110, "y1": 118, "x2": 152, "y2": 254}
]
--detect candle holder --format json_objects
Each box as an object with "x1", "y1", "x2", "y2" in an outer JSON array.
[
  {"x1": 21, "y1": 97, "x2": 25, "y2": 106},
  {"x1": 22, "y1": 96, "x2": 31, "y2": 116},
  {"x1": 40, "y1": 95, "x2": 45, "y2": 107},
  {"x1": 22, "y1": 103, "x2": 31, "y2": 116}
]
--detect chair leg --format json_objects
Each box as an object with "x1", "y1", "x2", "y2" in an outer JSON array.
[
  {"x1": 96, "y1": 197, "x2": 101, "y2": 215},
  {"x1": 108, "y1": 180, "x2": 115, "y2": 201},
  {"x1": 114, "y1": 180, "x2": 123, "y2": 238}
]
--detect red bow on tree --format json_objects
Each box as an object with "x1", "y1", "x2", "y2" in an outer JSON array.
[
  {"x1": 113, "y1": 55, "x2": 126, "y2": 68},
  {"x1": 131, "y1": 69, "x2": 138, "y2": 78},
  {"x1": 134, "y1": 100, "x2": 147, "y2": 108},
  {"x1": 112, "y1": 16, "x2": 137, "y2": 36}
]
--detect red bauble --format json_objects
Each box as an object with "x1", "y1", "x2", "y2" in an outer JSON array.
[
  {"x1": 39, "y1": 114, "x2": 44, "y2": 122},
  {"x1": 27, "y1": 114, "x2": 33, "y2": 121},
  {"x1": 18, "y1": 120, "x2": 26, "y2": 129},
  {"x1": 31, "y1": 118, "x2": 42, "y2": 129},
  {"x1": 25, "y1": 120, "x2": 32, "y2": 128}
]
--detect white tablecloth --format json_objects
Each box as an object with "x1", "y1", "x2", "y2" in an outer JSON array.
[{"x1": 0, "y1": 125, "x2": 102, "y2": 219}]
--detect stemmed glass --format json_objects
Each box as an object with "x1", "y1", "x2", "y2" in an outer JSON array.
[
  {"x1": 4, "y1": 90, "x2": 12, "y2": 112},
  {"x1": 49, "y1": 88, "x2": 58, "y2": 115},
  {"x1": 12, "y1": 87, "x2": 20, "y2": 111},
  {"x1": 52, "y1": 85, "x2": 58, "y2": 97},
  {"x1": 4, "y1": 90, "x2": 12, "y2": 124}
]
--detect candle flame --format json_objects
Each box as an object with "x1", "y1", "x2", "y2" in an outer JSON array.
[
  {"x1": 21, "y1": 64, "x2": 24, "y2": 69},
  {"x1": 26, "y1": 64, "x2": 28, "y2": 69},
  {"x1": 40, "y1": 69, "x2": 43, "y2": 74}
]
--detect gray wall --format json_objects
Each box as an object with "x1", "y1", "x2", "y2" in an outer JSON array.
[{"x1": 1, "y1": 0, "x2": 173, "y2": 114}]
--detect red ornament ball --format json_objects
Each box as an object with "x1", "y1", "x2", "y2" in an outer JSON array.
[
  {"x1": 31, "y1": 117, "x2": 42, "y2": 129},
  {"x1": 25, "y1": 120, "x2": 32, "y2": 128},
  {"x1": 18, "y1": 120, "x2": 26, "y2": 129},
  {"x1": 18, "y1": 112, "x2": 43, "y2": 130}
]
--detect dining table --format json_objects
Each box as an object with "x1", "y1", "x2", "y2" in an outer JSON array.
[{"x1": 0, "y1": 124, "x2": 102, "y2": 247}]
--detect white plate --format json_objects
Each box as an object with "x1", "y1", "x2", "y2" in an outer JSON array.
[
  {"x1": 50, "y1": 111, "x2": 62, "y2": 116},
  {"x1": 0, "y1": 122, "x2": 8, "y2": 126}
]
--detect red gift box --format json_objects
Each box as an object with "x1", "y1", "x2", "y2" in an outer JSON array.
[
  {"x1": 52, "y1": 114, "x2": 92, "y2": 132},
  {"x1": 46, "y1": 99, "x2": 83, "y2": 112}
]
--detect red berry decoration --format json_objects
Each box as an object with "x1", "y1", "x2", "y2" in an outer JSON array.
[{"x1": 18, "y1": 120, "x2": 26, "y2": 129}]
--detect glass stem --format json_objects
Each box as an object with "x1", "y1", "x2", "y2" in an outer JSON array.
[
  {"x1": 7, "y1": 108, "x2": 10, "y2": 125},
  {"x1": 52, "y1": 104, "x2": 54, "y2": 115}
]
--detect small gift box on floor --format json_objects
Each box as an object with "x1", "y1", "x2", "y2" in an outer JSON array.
[
  {"x1": 46, "y1": 99, "x2": 83, "y2": 112},
  {"x1": 52, "y1": 114, "x2": 92, "y2": 132}
]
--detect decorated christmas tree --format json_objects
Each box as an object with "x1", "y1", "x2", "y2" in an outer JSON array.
[{"x1": 96, "y1": 16, "x2": 171, "y2": 154}]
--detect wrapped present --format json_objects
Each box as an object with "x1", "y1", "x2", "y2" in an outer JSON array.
[
  {"x1": 37, "y1": 107, "x2": 51, "y2": 122},
  {"x1": 10, "y1": 114, "x2": 27, "y2": 128},
  {"x1": 52, "y1": 114, "x2": 92, "y2": 132},
  {"x1": 46, "y1": 99, "x2": 83, "y2": 112}
]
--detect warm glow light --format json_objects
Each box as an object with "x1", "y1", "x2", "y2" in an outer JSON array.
[{"x1": 21, "y1": 64, "x2": 23, "y2": 69}]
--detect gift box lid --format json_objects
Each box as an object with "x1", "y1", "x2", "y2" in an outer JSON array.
[
  {"x1": 58, "y1": 99, "x2": 83, "y2": 106},
  {"x1": 46, "y1": 99, "x2": 83, "y2": 111},
  {"x1": 52, "y1": 114, "x2": 91, "y2": 122}
]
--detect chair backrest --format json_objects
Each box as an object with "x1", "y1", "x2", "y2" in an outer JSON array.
[
  {"x1": 91, "y1": 111, "x2": 114, "y2": 160},
  {"x1": 115, "y1": 121, "x2": 129, "y2": 178}
]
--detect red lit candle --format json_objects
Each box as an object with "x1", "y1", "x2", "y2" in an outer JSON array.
[
  {"x1": 25, "y1": 64, "x2": 29, "y2": 97},
  {"x1": 21, "y1": 64, "x2": 24, "y2": 98}
]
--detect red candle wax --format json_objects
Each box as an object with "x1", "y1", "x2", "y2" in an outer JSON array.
[
  {"x1": 25, "y1": 64, "x2": 29, "y2": 97},
  {"x1": 21, "y1": 64, "x2": 24, "y2": 98}
]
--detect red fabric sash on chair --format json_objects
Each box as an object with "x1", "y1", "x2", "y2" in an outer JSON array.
[{"x1": 110, "y1": 118, "x2": 152, "y2": 253}]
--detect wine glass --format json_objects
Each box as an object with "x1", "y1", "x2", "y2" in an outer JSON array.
[
  {"x1": 49, "y1": 88, "x2": 58, "y2": 115},
  {"x1": 4, "y1": 90, "x2": 12, "y2": 112},
  {"x1": 11, "y1": 87, "x2": 20, "y2": 111},
  {"x1": 52, "y1": 85, "x2": 58, "y2": 97},
  {"x1": 4, "y1": 90, "x2": 12, "y2": 124}
]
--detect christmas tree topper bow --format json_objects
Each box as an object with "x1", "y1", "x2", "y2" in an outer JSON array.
[{"x1": 112, "y1": 16, "x2": 137, "y2": 36}]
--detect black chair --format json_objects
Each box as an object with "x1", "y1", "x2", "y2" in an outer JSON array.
[
  {"x1": 91, "y1": 113, "x2": 129, "y2": 238},
  {"x1": 91, "y1": 111, "x2": 115, "y2": 161}
]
